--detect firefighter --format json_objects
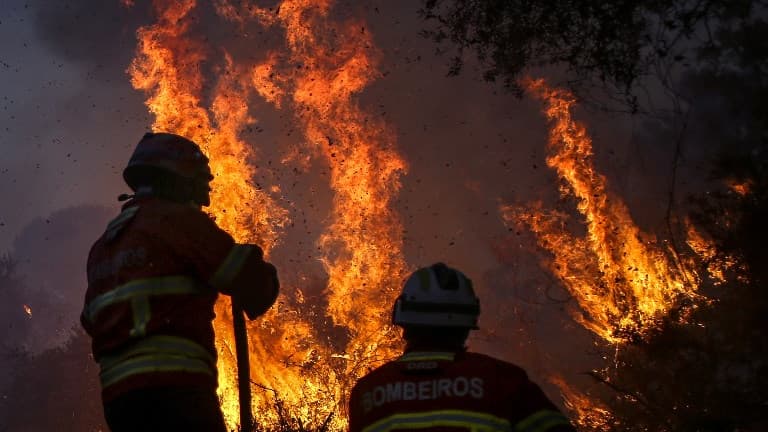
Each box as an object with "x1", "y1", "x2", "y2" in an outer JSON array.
[
  {"x1": 81, "y1": 132, "x2": 279, "y2": 432},
  {"x1": 348, "y1": 263, "x2": 576, "y2": 432}
]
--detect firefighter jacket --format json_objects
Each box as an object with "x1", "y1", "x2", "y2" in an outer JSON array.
[
  {"x1": 81, "y1": 197, "x2": 279, "y2": 402},
  {"x1": 348, "y1": 350, "x2": 576, "y2": 432}
]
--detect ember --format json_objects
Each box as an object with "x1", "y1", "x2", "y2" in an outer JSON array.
[
  {"x1": 127, "y1": 0, "x2": 406, "y2": 429},
  {"x1": 500, "y1": 79, "x2": 705, "y2": 344}
]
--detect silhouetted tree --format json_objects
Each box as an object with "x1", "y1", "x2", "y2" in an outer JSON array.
[
  {"x1": 579, "y1": 20, "x2": 768, "y2": 432},
  {"x1": 419, "y1": 0, "x2": 766, "y2": 110}
]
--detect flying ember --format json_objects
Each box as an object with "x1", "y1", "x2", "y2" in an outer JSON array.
[
  {"x1": 126, "y1": 0, "x2": 407, "y2": 429},
  {"x1": 500, "y1": 78, "x2": 705, "y2": 344}
]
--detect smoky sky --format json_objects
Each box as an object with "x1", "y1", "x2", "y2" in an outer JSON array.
[
  {"x1": 33, "y1": 0, "x2": 151, "y2": 80},
  {"x1": 0, "y1": 0, "x2": 737, "y2": 417},
  {"x1": 9, "y1": 205, "x2": 112, "y2": 352}
]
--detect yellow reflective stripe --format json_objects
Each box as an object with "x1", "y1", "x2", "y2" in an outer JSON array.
[
  {"x1": 99, "y1": 335, "x2": 215, "y2": 388},
  {"x1": 398, "y1": 351, "x2": 456, "y2": 362},
  {"x1": 100, "y1": 354, "x2": 213, "y2": 388},
  {"x1": 209, "y1": 244, "x2": 253, "y2": 289},
  {"x1": 515, "y1": 410, "x2": 571, "y2": 432},
  {"x1": 100, "y1": 335, "x2": 215, "y2": 369},
  {"x1": 84, "y1": 276, "x2": 203, "y2": 323},
  {"x1": 129, "y1": 296, "x2": 150, "y2": 337},
  {"x1": 106, "y1": 206, "x2": 139, "y2": 230},
  {"x1": 105, "y1": 206, "x2": 139, "y2": 240},
  {"x1": 362, "y1": 409, "x2": 511, "y2": 432}
]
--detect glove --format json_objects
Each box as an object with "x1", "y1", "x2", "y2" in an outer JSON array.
[{"x1": 236, "y1": 249, "x2": 279, "y2": 319}]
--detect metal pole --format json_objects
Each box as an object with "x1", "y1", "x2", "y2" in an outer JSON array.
[{"x1": 232, "y1": 298, "x2": 253, "y2": 432}]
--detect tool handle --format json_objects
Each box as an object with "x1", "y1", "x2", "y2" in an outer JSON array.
[{"x1": 232, "y1": 298, "x2": 253, "y2": 432}]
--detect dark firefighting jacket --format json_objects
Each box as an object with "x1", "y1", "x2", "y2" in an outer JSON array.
[
  {"x1": 81, "y1": 197, "x2": 278, "y2": 402},
  {"x1": 349, "y1": 350, "x2": 576, "y2": 432}
]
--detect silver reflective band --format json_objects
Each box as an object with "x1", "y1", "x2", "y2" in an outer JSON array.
[
  {"x1": 362, "y1": 409, "x2": 512, "y2": 432},
  {"x1": 84, "y1": 276, "x2": 205, "y2": 323}
]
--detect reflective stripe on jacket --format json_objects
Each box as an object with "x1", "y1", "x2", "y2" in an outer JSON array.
[
  {"x1": 361, "y1": 409, "x2": 512, "y2": 432},
  {"x1": 83, "y1": 276, "x2": 206, "y2": 337},
  {"x1": 82, "y1": 197, "x2": 274, "y2": 402},
  {"x1": 98, "y1": 335, "x2": 216, "y2": 389},
  {"x1": 209, "y1": 244, "x2": 255, "y2": 289}
]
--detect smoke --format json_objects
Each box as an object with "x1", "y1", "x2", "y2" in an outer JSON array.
[
  {"x1": 32, "y1": 0, "x2": 151, "y2": 79},
  {"x1": 0, "y1": 0, "x2": 152, "y2": 254},
  {"x1": 0, "y1": 1, "x2": 746, "y2": 426},
  {"x1": 0, "y1": 205, "x2": 111, "y2": 430},
  {"x1": 9, "y1": 205, "x2": 113, "y2": 353}
]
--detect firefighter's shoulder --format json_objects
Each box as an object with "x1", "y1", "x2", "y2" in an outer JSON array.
[
  {"x1": 140, "y1": 199, "x2": 231, "y2": 239},
  {"x1": 353, "y1": 357, "x2": 403, "y2": 389},
  {"x1": 459, "y1": 351, "x2": 529, "y2": 379}
]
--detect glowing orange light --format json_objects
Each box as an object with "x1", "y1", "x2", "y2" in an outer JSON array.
[
  {"x1": 551, "y1": 376, "x2": 615, "y2": 430},
  {"x1": 23, "y1": 304, "x2": 32, "y2": 317},
  {"x1": 726, "y1": 178, "x2": 752, "y2": 196},
  {"x1": 129, "y1": 1, "x2": 406, "y2": 429},
  {"x1": 500, "y1": 78, "x2": 703, "y2": 343}
]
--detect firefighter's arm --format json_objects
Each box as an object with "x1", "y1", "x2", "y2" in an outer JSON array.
[{"x1": 209, "y1": 243, "x2": 280, "y2": 319}]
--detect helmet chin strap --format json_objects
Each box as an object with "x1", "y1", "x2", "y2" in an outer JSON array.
[
  {"x1": 118, "y1": 185, "x2": 205, "y2": 210},
  {"x1": 135, "y1": 186, "x2": 155, "y2": 197},
  {"x1": 117, "y1": 186, "x2": 154, "y2": 202}
]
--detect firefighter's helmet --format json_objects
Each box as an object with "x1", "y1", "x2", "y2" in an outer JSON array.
[
  {"x1": 392, "y1": 263, "x2": 480, "y2": 329},
  {"x1": 123, "y1": 132, "x2": 213, "y2": 205}
]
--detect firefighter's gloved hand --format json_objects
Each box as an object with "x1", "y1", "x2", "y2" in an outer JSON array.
[
  {"x1": 216, "y1": 243, "x2": 280, "y2": 319},
  {"x1": 239, "y1": 257, "x2": 280, "y2": 320}
]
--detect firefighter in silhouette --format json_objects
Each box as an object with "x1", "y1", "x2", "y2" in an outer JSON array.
[
  {"x1": 349, "y1": 263, "x2": 576, "y2": 432},
  {"x1": 81, "y1": 132, "x2": 279, "y2": 432}
]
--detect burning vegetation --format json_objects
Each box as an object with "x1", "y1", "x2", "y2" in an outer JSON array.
[
  {"x1": 128, "y1": 0, "x2": 406, "y2": 429},
  {"x1": 0, "y1": 1, "x2": 745, "y2": 431},
  {"x1": 500, "y1": 79, "x2": 712, "y2": 344},
  {"x1": 495, "y1": 79, "x2": 756, "y2": 430},
  {"x1": 0, "y1": 0, "x2": 765, "y2": 430}
]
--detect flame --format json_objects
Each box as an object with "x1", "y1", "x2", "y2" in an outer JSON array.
[
  {"x1": 128, "y1": 0, "x2": 406, "y2": 429},
  {"x1": 725, "y1": 178, "x2": 752, "y2": 196},
  {"x1": 551, "y1": 376, "x2": 615, "y2": 430},
  {"x1": 23, "y1": 304, "x2": 32, "y2": 317},
  {"x1": 500, "y1": 79, "x2": 702, "y2": 343},
  {"x1": 684, "y1": 220, "x2": 726, "y2": 285},
  {"x1": 246, "y1": 0, "x2": 408, "y2": 355}
]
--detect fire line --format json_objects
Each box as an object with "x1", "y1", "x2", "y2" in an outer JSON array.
[{"x1": 127, "y1": 0, "x2": 407, "y2": 429}]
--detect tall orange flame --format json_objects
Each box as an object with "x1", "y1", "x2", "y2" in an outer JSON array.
[
  {"x1": 128, "y1": 1, "x2": 406, "y2": 429},
  {"x1": 246, "y1": 0, "x2": 408, "y2": 360},
  {"x1": 500, "y1": 79, "x2": 702, "y2": 343}
]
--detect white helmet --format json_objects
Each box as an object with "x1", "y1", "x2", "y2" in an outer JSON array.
[{"x1": 392, "y1": 263, "x2": 480, "y2": 329}]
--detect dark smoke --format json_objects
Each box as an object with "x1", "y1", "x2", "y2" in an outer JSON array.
[
  {"x1": 10, "y1": 205, "x2": 112, "y2": 353},
  {"x1": 1, "y1": 1, "x2": 751, "y2": 430},
  {"x1": 32, "y1": 0, "x2": 151, "y2": 82}
]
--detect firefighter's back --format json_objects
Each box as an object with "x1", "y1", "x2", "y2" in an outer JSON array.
[{"x1": 350, "y1": 350, "x2": 574, "y2": 432}]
